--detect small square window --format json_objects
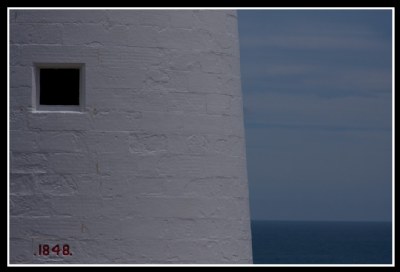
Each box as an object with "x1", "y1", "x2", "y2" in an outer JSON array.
[
  {"x1": 40, "y1": 68, "x2": 80, "y2": 105},
  {"x1": 34, "y1": 63, "x2": 85, "y2": 111}
]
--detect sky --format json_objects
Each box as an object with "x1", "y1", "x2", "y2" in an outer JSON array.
[{"x1": 238, "y1": 10, "x2": 392, "y2": 222}]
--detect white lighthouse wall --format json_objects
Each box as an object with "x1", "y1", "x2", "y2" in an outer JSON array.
[{"x1": 9, "y1": 10, "x2": 252, "y2": 264}]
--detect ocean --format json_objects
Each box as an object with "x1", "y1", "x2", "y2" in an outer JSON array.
[{"x1": 251, "y1": 220, "x2": 392, "y2": 264}]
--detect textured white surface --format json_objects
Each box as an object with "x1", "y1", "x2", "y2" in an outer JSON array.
[{"x1": 9, "y1": 10, "x2": 252, "y2": 264}]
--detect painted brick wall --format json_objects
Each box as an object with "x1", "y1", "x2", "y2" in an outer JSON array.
[{"x1": 9, "y1": 10, "x2": 252, "y2": 264}]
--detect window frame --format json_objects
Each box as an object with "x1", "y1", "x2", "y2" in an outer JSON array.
[{"x1": 33, "y1": 63, "x2": 85, "y2": 112}]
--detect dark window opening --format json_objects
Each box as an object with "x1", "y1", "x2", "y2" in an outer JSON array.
[{"x1": 39, "y1": 68, "x2": 80, "y2": 106}]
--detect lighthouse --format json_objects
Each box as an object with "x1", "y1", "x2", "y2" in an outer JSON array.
[{"x1": 9, "y1": 9, "x2": 252, "y2": 264}]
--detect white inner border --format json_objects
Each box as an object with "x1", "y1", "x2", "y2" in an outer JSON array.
[{"x1": 7, "y1": 7, "x2": 395, "y2": 267}]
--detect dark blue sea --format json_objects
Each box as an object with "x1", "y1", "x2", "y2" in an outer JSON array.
[{"x1": 251, "y1": 220, "x2": 392, "y2": 264}]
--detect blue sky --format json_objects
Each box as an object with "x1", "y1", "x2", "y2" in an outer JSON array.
[{"x1": 238, "y1": 10, "x2": 392, "y2": 222}]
